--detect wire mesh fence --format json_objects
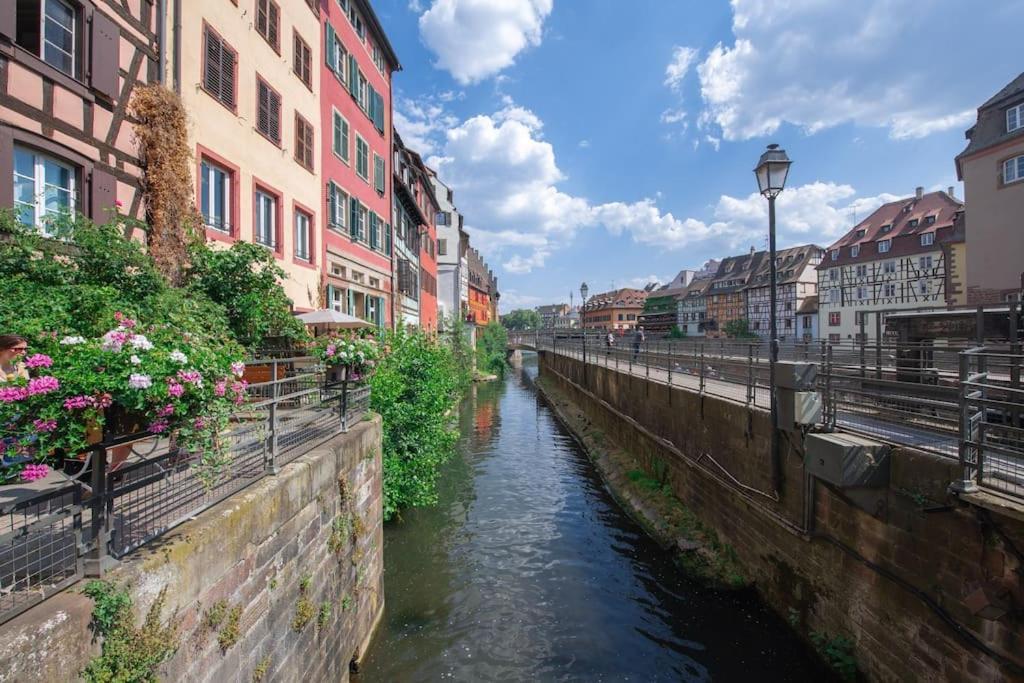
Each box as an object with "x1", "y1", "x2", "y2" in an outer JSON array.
[{"x1": 0, "y1": 357, "x2": 372, "y2": 625}]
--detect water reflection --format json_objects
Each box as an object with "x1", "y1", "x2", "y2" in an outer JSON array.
[{"x1": 359, "y1": 355, "x2": 831, "y2": 681}]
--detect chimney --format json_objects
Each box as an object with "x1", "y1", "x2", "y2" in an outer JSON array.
[
  {"x1": 948, "y1": 186, "x2": 955, "y2": 199},
  {"x1": 915, "y1": 186, "x2": 924, "y2": 200}
]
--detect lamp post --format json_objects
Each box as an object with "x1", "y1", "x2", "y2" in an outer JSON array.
[
  {"x1": 754, "y1": 143, "x2": 792, "y2": 495},
  {"x1": 580, "y1": 282, "x2": 589, "y2": 382}
]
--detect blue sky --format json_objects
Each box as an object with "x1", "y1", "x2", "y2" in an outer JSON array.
[{"x1": 374, "y1": 0, "x2": 1024, "y2": 311}]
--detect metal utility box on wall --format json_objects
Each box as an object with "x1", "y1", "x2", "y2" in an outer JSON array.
[
  {"x1": 777, "y1": 389, "x2": 822, "y2": 431},
  {"x1": 775, "y1": 361, "x2": 817, "y2": 391},
  {"x1": 804, "y1": 432, "x2": 890, "y2": 489}
]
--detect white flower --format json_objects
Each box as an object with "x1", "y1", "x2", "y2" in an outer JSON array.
[
  {"x1": 60, "y1": 335, "x2": 86, "y2": 345},
  {"x1": 231, "y1": 361, "x2": 245, "y2": 377},
  {"x1": 169, "y1": 350, "x2": 188, "y2": 364},
  {"x1": 130, "y1": 355, "x2": 142, "y2": 365},
  {"x1": 129, "y1": 335, "x2": 154, "y2": 351},
  {"x1": 128, "y1": 373, "x2": 152, "y2": 389}
]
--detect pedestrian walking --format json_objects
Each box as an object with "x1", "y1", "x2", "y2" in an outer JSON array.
[
  {"x1": 632, "y1": 326, "x2": 645, "y2": 361},
  {"x1": 605, "y1": 331, "x2": 614, "y2": 355}
]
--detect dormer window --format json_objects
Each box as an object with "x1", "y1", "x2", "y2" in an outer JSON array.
[
  {"x1": 880, "y1": 224, "x2": 892, "y2": 234},
  {"x1": 907, "y1": 219, "x2": 919, "y2": 228},
  {"x1": 1008, "y1": 103, "x2": 1024, "y2": 133},
  {"x1": 830, "y1": 250, "x2": 838, "y2": 261},
  {"x1": 851, "y1": 245, "x2": 860, "y2": 258},
  {"x1": 855, "y1": 229, "x2": 866, "y2": 238},
  {"x1": 924, "y1": 215, "x2": 936, "y2": 225},
  {"x1": 878, "y1": 239, "x2": 891, "y2": 253}
]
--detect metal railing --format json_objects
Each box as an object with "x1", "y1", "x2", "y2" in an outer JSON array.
[
  {"x1": 527, "y1": 332, "x2": 1022, "y2": 470},
  {"x1": 956, "y1": 347, "x2": 1024, "y2": 499},
  {"x1": 0, "y1": 357, "x2": 370, "y2": 625}
]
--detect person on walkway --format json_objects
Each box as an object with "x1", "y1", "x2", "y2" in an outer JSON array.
[
  {"x1": 0, "y1": 335, "x2": 29, "y2": 383},
  {"x1": 605, "y1": 331, "x2": 614, "y2": 355},
  {"x1": 632, "y1": 326, "x2": 645, "y2": 361}
]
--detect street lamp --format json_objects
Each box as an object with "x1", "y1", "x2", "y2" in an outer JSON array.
[
  {"x1": 580, "y1": 282, "x2": 589, "y2": 381},
  {"x1": 754, "y1": 143, "x2": 792, "y2": 495}
]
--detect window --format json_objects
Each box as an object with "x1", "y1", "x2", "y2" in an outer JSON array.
[
  {"x1": 16, "y1": 0, "x2": 77, "y2": 76},
  {"x1": 924, "y1": 215, "x2": 936, "y2": 225},
  {"x1": 332, "y1": 111, "x2": 350, "y2": 163},
  {"x1": 920, "y1": 232, "x2": 935, "y2": 246},
  {"x1": 830, "y1": 250, "x2": 838, "y2": 261},
  {"x1": 256, "y1": 77, "x2": 281, "y2": 143},
  {"x1": 327, "y1": 182, "x2": 347, "y2": 231},
  {"x1": 13, "y1": 145, "x2": 76, "y2": 233},
  {"x1": 883, "y1": 260, "x2": 895, "y2": 274},
  {"x1": 326, "y1": 24, "x2": 347, "y2": 84},
  {"x1": 200, "y1": 159, "x2": 231, "y2": 233},
  {"x1": 294, "y1": 113, "x2": 314, "y2": 170},
  {"x1": 1008, "y1": 103, "x2": 1024, "y2": 133},
  {"x1": 293, "y1": 32, "x2": 312, "y2": 87},
  {"x1": 254, "y1": 190, "x2": 277, "y2": 249},
  {"x1": 369, "y1": 212, "x2": 379, "y2": 250},
  {"x1": 919, "y1": 255, "x2": 933, "y2": 270},
  {"x1": 202, "y1": 26, "x2": 237, "y2": 109},
  {"x1": 829, "y1": 312, "x2": 841, "y2": 326},
  {"x1": 255, "y1": 0, "x2": 280, "y2": 52},
  {"x1": 373, "y1": 154, "x2": 385, "y2": 194},
  {"x1": 851, "y1": 245, "x2": 860, "y2": 257},
  {"x1": 357, "y1": 72, "x2": 368, "y2": 112},
  {"x1": 855, "y1": 229, "x2": 866, "y2": 238},
  {"x1": 1004, "y1": 155, "x2": 1024, "y2": 184},
  {"x1": 828, "y1": 333, "x2": 841, "y2": 343},
  {"x1": 294, "y1": 210, "x2": 311, "y2": 261},
  {"x1": 829, "y1": 269, "x2": 837, "y2": 281},
  {"x1": 907, "y1": 218, "x2": 919, "y2": 228},
  {"x1": 879, "y1": 224, "x2": 892, "y2": 234},
  {"x1": 436, "y1": 212, "x2": 450, "y2": 226},
  {"x1": 803, "y1": 317, "x2": 812, "y2": 330},
  {"x1": 856, "y1": 286, "x2": 867, "y2": 300},
  {"x1": 438, "y1": 238, "x2": 447, "y2": 256},
  {"x1": 918, "y1": 280, "x2": 930, "y2": 295},
  {"x1": 856, "y1": 264, "x2": 867, "y2": 277},
  {"x1": 884, "y1": 283, "x2": 896, "y2": 297},
  {"x1": 355, "y1": 136, "x2": 369, "y2": 180},
  {"x1": 878, "y1": 239, "x2": 891, "y2": 253}
]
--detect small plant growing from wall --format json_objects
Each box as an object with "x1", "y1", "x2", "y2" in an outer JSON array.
[
  {"x1": 252, "y1": 656, "x2": 272, "y2": 682},
  {"x1": 81, "y1": 581, "x2": 179, "y2": 682},
  {"x1": 317, "y1": 601, "x2": 332, "y2": 631},
  {"x1": 292, "y1": 572, "x2": 315, "y2": 632},
  {"x1": 811, "y1": 631, "x2": 859, "y2": 682}
]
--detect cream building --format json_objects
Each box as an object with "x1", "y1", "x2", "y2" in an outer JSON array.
[{"x1": 166, "y1": 0, "x2": 323, "y2": 311}]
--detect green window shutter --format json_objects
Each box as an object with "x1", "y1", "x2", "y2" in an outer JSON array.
[
  {"x1": 326, "y1": 284, "x2": 336, "y2": 310},
  {"x1": 346, "y1": 288, "x2": 354, "y2": 315},
  {"x1": 327, "y1": 183, "x2": 336, "y2": 227},
  {"x1": 377, "y1": 296, "x2": 385, "y2": 328},
  {"x1": 373, "y1": 91, "x2": 385, "y2": 133},
  {"x1": 384, "y1": 222, "x2": 392, "y2": 256},
  {"x1": 348, "y1": 55, "x2": 358, "y2": 98},
  {"x1": 374, "y1": 155, "x2": 385, "y2": 193},
  {"x1": 367, "y1": 87, "x2": 377, "y2": 124},
  {"x1": 350, "y1": 197, "x2": 359, "y2": 238},
  {"x1": 369, "y1": 212, "x2": 378, "y2": 249},
  {"x1": 325, "y1": 24, "x2": 336, "y2": 70},
  {"x1": 332, "y1": 114, "x2": 342, "y2": 157},
  {"x1": 341, "y1": 119, "x2": 350, "y2": 162},
  {"x1": 363, "y1": 294, "x2": 370, "y2": 320}
]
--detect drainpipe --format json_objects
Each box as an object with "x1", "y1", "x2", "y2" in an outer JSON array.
[
  {"x1": 156, "y1": 0, "x2": 166, "y2": 85},
  {"x1": 172, "y1": 0, "x2": 181, "y2": 94}
]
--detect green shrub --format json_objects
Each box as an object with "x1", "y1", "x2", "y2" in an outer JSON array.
[
  {"x1": 370, "y1": 329, "x2": 462, "y2": 520},
  {"x1": 476, "y1": 322, "x2": 508, "y2": 378}
]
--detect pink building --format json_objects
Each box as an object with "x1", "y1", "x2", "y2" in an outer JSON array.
[
  {"x1": 0, "y1": 2, "x2": 153, "y2": 231},
  {"x1": 321, "y1": 0, "x2": 400, "y2": 328}
]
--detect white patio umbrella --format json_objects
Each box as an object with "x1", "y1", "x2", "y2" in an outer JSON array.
[{"x1": 296, "y1": 309, "x2": 372, "y2": 330}]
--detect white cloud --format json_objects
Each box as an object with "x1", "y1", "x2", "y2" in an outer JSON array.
[
  {"x1": 625, "y1": 274, "x2": 666, "y2": 290},
  {"x1": 578, "y1": 139, "x2": 590, "y2": 148},
  {"x1": 408, "y1": 0, "x2": 424, "y2": 12},
  {"x1": 417, "y1": 0, "x2": 553, "y2": 85},
  {"x1": 696, "y1": 0, "x2": 1022, "y2": 141},
  {"x1": 664, "y1": 46, "x2": 699, "y2": 91},
  {"x1": 427, "y1": 100, "x2": 909, "y2": 274},
  {"x1": 660, "y1": 109, "x2": 687, "y2": 125},
  {"x1": 393, "y1": 95, "x2": 460, "y2": 157}
]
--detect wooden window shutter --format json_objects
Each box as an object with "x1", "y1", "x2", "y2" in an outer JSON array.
[
  {"x1": 385, "y1": 223, "x2": 392, "y2": 256},
  {"x1": 325, "y1": 24, "x2": 336, "y2": 70},
  {"x1": 341, "y1": 119, "x2": 350, "y2": 162},
  {"x1": 369, "y1": 212, "x2": 378, "y2": 248},
  {"x1": 269, "y1": 90, "x2": 280, "y2": 141},
  {"x1": 347, "y1": 55, "x2": 359, "y2": 98},
  {"x1": 349, "y1": 197, "x2": 359, "y2": 238},
  {"x1": 367, "y1": 88, "x2": 376, "y2": 123},
  {"x1": 89, "y1": 10, "x2": 120, "y2": 101},
  {"x1": 90, "y1": 168, "x2": 117, "y2": 221},
  {"x1": 268, "y1": 2, "x2": 280, "y2": 50},
  {"x1": 326, "y1": 284, "x2": 336, "y2": 309},
  {"x1": 257, "y1": 82, "x2": 270, "y2": 135},
  {"x1": 220, "y1": 45, "x2": 236, "y2": 107},
  {"x1": 256, "y1": 0, "x2": 268, "y2": 37},
  {"x1": 327, "y1": 183, "x2": 336, "y2": 226},
  {"x1": 373, "y1": 91, "x2": 385, "y2": 133}
]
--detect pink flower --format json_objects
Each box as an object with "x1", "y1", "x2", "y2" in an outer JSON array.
[
  {"x1": 93, "y1": 393, "x2": 113, "y2": 410},
  {"x1": 0, "y1": 387, "x2": 28, "y2": 403},
  {"x1": 214, "y1": 380, "x2": 227, "y2": 397},
  {"x1": 20, "y1": 464, "x2": 50, "y2": 482},
  {"x1": 157, "y1": 404, "x2": 175, "y2": 417},
  {"x1": 231, "y1": 361, "x2": 245, "y2": 377},
  {"x1": 230, "y1": 380, "x2": 248, "y2": 395},
  {"x1": 32, "y1": 419, "x2": 57, "y2": 432},
  {"x1": 147, "y1": 419, "x2": 169, "y2": 434},
  {"x1": 326, "y1": 344, "x2": 337, "y2": 357},
  {"x1": 24, "y1": 354, "x2": 53, "y2": 369},
  {"x1": 114, "y1": 199, "x2": 123, "y2": 208},
  {"x1": 63, "y1": 395, "x2": 93, "y2": 410},
  {"x1": 167, "y1": 381, "x2": 185, "y2": 398},
  {"x1": 193, "y1": 417, "x2": 207, "y2": 430},
  {"x1": 27, "y1": 376, "x2": 59, "y2": 396},
  {"x1": 177, "y1": 370, "x2": 203, "y2": 386},
  {"x1": 101, "y1": 329, "x2": 131, "y2": 352}
]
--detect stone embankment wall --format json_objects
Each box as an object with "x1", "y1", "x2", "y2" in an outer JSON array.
[
  {"x1": 0, "y1": 418, "x2": 384, "y2": 683},
  {"x1": 539, "y1": 351, "x2": 1024, "y2": 682}
]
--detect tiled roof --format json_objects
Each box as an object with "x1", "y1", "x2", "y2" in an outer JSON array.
[
  {"x1": 957, "y1": 72, "x2": 1024, "y2": 164},
  {"x1": 709, "y1": 250, "x2": 765, "y2": 293},
  {"x1": 748, "y1": 244, "x2": 824, "y2": 288},
  {"x1": 584, "y1": 288, "x2": 648, "y2": 311},
  {"x1": 819, "y1": 191, "x2": 963, "y2": 268}
]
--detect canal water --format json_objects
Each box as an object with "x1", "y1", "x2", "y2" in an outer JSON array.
[{"x1": 358, "y1": 355, "x2": 831, "y2": 681}]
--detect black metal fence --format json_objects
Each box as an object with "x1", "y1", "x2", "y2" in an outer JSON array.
[{"x1": 0, "y1": 357, "x2": 370, "y2": 625}]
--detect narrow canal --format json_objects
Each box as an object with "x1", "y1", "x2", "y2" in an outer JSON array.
[{"x1": 359, "y1": 355, "x2": 831, "y2": 681}]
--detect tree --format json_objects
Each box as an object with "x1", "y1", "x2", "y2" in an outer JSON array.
[
  {"x1": 501, "y1": 308, "x2": 542, "y2": 331},
  {"x1": 723, "y1": 318, "x2": 758, "y2": 339},
  {"x1": 668, "y1": 325, "x2": 687, "y2": 339}
]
